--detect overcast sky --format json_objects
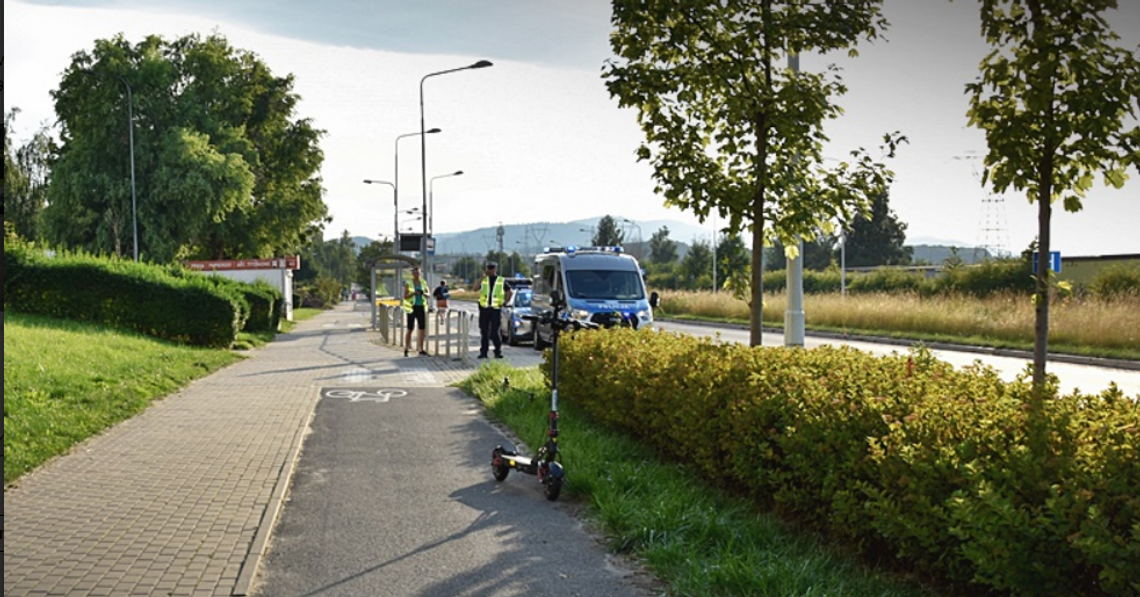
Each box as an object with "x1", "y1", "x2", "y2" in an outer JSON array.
[{"x1": 5, "y1": 0, "x2": 1139, "y2": 256}]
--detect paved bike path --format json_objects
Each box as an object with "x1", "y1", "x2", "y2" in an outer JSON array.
[{"x1": 250, "y1": 387, "x2": 654, "y2": 597}]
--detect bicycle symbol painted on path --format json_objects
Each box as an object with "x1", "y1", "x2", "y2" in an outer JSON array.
[{"x1": 321, "y1": 388, "x2": 409, "y2": 403}]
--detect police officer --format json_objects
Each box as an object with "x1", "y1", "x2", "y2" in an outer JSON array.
[{"x1": 477, "y1": 261, "x2": 512, "y2": 359}]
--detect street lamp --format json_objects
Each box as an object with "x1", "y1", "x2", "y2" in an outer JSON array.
[
  {"x1": 621, "y1": 218, "x2": 643, "y2": 259},
  {"x1": 395, "y1": 128, "x2": 440, "y2": 251},
  {"x1": 429, "y1": 170, "x2": 464, "y2": 236},
  {"x1": 420, "y1": 60, "x2": 493, "y2": 269},
  {"x1": 362, "y1": 178, "x2": 394, "y2": 329},
  {"x1": 83, "y1": 69, "x2": 138, "y2": 261},
  {"x1": 362, "y1": 179, "x2": 395, "y2": 244}
]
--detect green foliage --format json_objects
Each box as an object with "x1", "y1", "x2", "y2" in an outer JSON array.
[
  {"x1": 460, "y1": 363, "x2": 938, "y2": 597},
  {"x1": 5, "y1": 244, "x2": 242, "y2": 347},
  {"x1": 604, "y1": 0, "x2": 901, "y2": 343},
  {"x1": 1089, "y1": 264, "x2": 1140, "y2": 298},
  {"x1": 550, "y1": 330, "x2": 1140, "y2": 597},
  {"x1": 648, "y1": 225, "x2": 678, "y2": 265},
  {"x1": 4, "y1": 108, "x2": 55, "y2": 243},
  {"x1": 44, "y1": 32, "x2": 328, "y2": 262},
  {"x1": 965, "y1": 0, "x2": 1140, "y2": 389},
  {"x1": 844, "y1": 192, "x2": 913, "y2": 267},
  {"x1": 354, "y1": 238, "x2": 395, "y2": 290},
  {"x1": 593, "y1": 215, "x2": 625, "y2": 247}
]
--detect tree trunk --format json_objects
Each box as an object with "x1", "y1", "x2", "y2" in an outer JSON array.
[{"x1": 1033, "y1": 185, "x2": 1051, "y2": 394}]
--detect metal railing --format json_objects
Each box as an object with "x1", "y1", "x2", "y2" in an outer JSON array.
[{"x1": 377, "y1": 305, "x2": 475, "y2": 364}]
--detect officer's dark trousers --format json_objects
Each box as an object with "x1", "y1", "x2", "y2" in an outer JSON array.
[{"x1": 479, "y1": 307, "x2": 503, "y2": 356}]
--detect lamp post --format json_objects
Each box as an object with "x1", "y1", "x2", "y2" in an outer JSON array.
[
  {"x1": 395, "y1": 128, "x2": 440, "y2": 252},
  {"x1": 785, "y1": 51, "x2": 805, "y2": 347},
  {"x1": 420, "y1": 60, "x2": 493, "y2": 272},
  {"x1": 579, "y1": 227, "x2": 595, "y2": 245},
  {"x1": 83, "y1": 69, "x2": 138, "y2": 261},
  {"x1": 429, "y1": 170, "x2": 463, "y2": 236},
  {"x1": 362, "y1": 179, "x2": 395, "y2": 245},
  {"x1": 361, "y1": 178, "x2": 394, "y2": 329},
  {"x1": 621, "y1": 218, "x2": 643, "y2": 260}
]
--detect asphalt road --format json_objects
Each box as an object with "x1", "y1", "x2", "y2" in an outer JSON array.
[
  {"x1": 654, "y1": 320, "x2": 1140, "y2": 397},
  {"x1": 251, "y1": 386, "x2": 657, "y2": 597}
]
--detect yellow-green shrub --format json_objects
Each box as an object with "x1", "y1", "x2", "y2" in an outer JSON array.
[{"x1": 547, "y1": 328, "x2": 1140, "y2": 597}]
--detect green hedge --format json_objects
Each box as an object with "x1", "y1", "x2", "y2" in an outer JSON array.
[
  {"x1": 5, "y1": 246, "x2": 242, "y2": 347},
  {"x1": 550, "y1": 329, "x2": 1140, "y2": 597}
]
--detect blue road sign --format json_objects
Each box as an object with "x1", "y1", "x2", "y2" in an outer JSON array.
[{"x1": 1033, "y1": 251, "x2": 1061, "y2": 274}]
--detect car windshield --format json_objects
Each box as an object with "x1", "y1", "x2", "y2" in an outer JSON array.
[
  {"x1": 515, "y1": 290, "x2": 532, "y2": 306},
  {"x1": 565, "y1": 270, "x2": 644, "y2": 300}
]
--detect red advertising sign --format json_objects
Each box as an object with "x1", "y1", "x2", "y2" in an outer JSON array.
[{"x1": 185, "y1": 256, "x2": 300, "y2": 271}]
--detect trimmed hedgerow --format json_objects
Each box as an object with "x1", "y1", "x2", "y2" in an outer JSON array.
[
  {"x1": 5, "y1": 245, "x2": 242, "y2": 347},
  {"x1": 548, "y1": 328, "x2": 1140, "y2": 597}
]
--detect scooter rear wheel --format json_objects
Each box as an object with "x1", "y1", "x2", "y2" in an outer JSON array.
[
  {"x1": 543, "y1": 476, "x2": 562, "y2": 501},
  {"x1": 492, "y1": 457, "x2": 510, "y2": 482}
]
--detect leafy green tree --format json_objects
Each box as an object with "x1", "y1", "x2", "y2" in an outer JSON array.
[
  {"x1": 44, "y1": 32, "x2": 328, "y2": 262},
  {"x1": 355, "y1": 238, "x2": 395, "y2": 290},
  {"x1": 648, "y1": 225, "x2": 678, "y2": 265},
  {"x1": 451, "y1": 255, "x2": 482, "y2": 288},
  {"x1": 592, "y1": 215, "x2": 625, "y2": 247},
  {"x1": 679, "y1": 237, "x2": 713, "y2": 290},
  {"x1": 300, "y1": 231, "x2": 357, "y2": 287},
  {"x1": 964, "y1": 0, "x2": 1140, "y2": 391},
  {"x1": 4, "y1": 109, "x2": 55, "y2": 242},
  {"x1": 715, "y1": 233, "x2": 750, "y2": 289},
  {"x1": 843, "y1": 191, "x2": 912, "y2": 267},
  {"x1": 605, "y1": 0, "x2": 902, "y2": 345}
]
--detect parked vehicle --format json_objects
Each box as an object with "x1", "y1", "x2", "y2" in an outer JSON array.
[
  {"x1": 530, "y1": 245, "x2": 658, "y2": 349},
  {"x1": 500, "y1": 287, "x2": 534, "y2": 345}
]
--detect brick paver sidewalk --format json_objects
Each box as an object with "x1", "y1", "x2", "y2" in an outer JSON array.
[{"x1": 3, "y1": 302, "x2": 533, "y2": 597}]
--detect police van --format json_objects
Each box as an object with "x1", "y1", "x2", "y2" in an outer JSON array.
[{"x1": 530, "y1": 245, "x2": 659, "y2": 349}]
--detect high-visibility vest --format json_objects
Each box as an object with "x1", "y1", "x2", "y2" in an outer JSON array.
[
  {"x1": 479, "y1": 276, "x2": 506, "y2": 308},
  {"x1": 403, "y1": 280, "x2": 425, "y2": 313}
]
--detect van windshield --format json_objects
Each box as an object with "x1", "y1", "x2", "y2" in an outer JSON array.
[{"x1": 565, "y1": 270, "x2": 645, "y2": 300}]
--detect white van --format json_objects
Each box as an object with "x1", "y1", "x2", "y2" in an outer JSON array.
[{"x1": 530, "y1": 245, "x2": 659, "y2": 349}]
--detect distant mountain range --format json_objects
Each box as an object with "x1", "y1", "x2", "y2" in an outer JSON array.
[
  {"x1": 353, "y1": 216, "x2": 713, "y2": 257},
  {"x1": 351, "y1": 219, "x2": 996, "y2": 266}
]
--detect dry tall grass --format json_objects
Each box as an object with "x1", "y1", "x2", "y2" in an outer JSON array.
[{"x1": 656, "y1": 289, "x2": 1140, "y2": 352}]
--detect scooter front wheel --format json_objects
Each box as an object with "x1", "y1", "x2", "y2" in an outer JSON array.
[{"x1": 543, "y1": 476, "x2": 562, "y2": 501}]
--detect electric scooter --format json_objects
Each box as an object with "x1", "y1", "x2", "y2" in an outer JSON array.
[{"x1": 490, "y1": 288, "x2": 593, "y2": 501}]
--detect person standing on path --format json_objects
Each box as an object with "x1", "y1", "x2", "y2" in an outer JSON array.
[
  {"x1": 432, "y1": 279, "x2": 450, "y2": 325},
  {"x1": 403, "y1": 267, "x2": 429, "y2": 356},
  {"x1": 477, "y1": 262, "x2": 511, "y2": 359}
]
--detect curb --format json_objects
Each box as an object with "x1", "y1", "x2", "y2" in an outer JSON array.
[
  {"x1": 655, "y1": 317, "x2": 1140, "y2": 372},
  {"x1": 232, "y1": 390, "x2": 319, "y2": 596}
]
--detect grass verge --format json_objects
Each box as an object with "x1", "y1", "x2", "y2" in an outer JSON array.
[
  {"x1": 3, "y1": 312, "x2": 244, "y2": 487},
  {"x1": 459, "y1": 362, "x2": 945, "y2": 597}
]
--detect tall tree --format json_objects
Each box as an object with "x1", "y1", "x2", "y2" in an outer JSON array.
[
  {"x1": 605, "y1": 0, "x2": 902, "y2": 345},
  {"x1": 4, "y1": 109, "x2": 54, "y2": 242},
  {"x1": 843, "y1": 191, "x2": 912, "y2": 267},
  {"x1": 648, "y1": 225, "x2": 679, "y2": 265},
  {"x1": 355, "y1": 238, "x2": 395, "y2": 290},
  {"x1": 44, "y1": 32, "x2": 328, "y2": 262},
  {"x1": 964, "y1": 0, "x2": 1140, "y2": 391},
  {"x1": 592, "y1": 215, "x2": 625, "y2": 247},
  {"x1": 679, "y1": 237, "x2": 713, "y2": 290},
  {"x1": 715, "y1": 233, "x2": 751, "y2": 287}
]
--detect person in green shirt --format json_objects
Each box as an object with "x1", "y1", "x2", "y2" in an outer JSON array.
[{"x1": 403, "y1": 267, "x2": 428, "y2": 356}]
